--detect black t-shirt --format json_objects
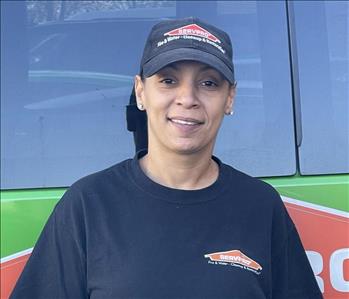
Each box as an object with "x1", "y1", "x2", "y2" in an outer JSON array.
[{"x1": 10, "y1": 153, "x2": 323, "y2": 298}]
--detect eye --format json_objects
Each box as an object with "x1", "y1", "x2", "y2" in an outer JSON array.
[
  {"x1": 160, "y1": 78, "x2": 176, "y2": 85},
  {"x1": 201, "y1": 80, "x2": 218, "y2": 88}
]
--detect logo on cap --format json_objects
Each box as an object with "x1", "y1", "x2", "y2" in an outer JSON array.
[{"x1": 165, "y1": 24, "x2": 221, "y2": 43}]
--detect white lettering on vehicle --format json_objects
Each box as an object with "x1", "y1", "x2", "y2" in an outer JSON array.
[
  {"x1": 306, "y1": 248, "x2": 349, "y2": 293},
  {"x1": 330, "y1": 248, "x2": 349, "y2": 292}
]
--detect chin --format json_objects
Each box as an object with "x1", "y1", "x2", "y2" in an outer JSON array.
[
  {"x1": 170, "y1": 141, "x2": 209, "y2": 156},
  {"x1": 173, "y1": 148, "x2": 199, "y2": 155}
]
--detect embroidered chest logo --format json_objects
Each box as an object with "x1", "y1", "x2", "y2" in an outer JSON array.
[{"x1": 204, "y1": 249, "x2": 262, "y2": 275}]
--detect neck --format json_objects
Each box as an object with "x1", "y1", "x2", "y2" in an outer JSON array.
[{"x1": 139, "y1": 147, "x2": 219, "y2": 190}]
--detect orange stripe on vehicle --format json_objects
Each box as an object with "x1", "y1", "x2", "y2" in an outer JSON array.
[
  {"x1": 0, "y1": 252, "x2": 31, "y2": 299},
  {"x1": 284, "y1": 200, "x2": 349, "y2": 297}
]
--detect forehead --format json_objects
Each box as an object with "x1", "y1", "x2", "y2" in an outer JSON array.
[{"x1": 157, "y1": 60, "x2": 223, "y2": 76}]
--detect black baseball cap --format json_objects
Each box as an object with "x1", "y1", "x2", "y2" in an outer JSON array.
[{"x1": 140, "y1": 17, "x2": 235, "y2": 84}]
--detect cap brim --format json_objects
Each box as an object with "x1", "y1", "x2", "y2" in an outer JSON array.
[{"x1": 142, "y1": 48, "x2": 235, "y2": 84}]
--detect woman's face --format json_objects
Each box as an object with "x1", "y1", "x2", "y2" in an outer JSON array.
[{"x1": 135, "y1": 60, "x2": 235, "y2": 156}]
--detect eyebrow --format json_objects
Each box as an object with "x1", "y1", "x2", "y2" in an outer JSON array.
[
  {"x1": 199, "y1": 65, "x2": 215, "y2": 72},
  {"x1": 160, "y1": 64, "x2": 178, "y2": 72},
  {"x1": 157, "y1": 63, "x2": 224, "y2": 81},
  {"x1": 161, "y1": 63, "x2": 218, "y2": 73}
]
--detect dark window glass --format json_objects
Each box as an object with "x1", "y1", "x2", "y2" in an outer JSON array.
[
  {"x1": 176, "y1": 1, "x2": 296, "y2": 177},
  {"x1": 1, "y1": 0, "x2": 296, "y2": 189},
  {"x1": 1, "y1": 1, "x2": 176, "y2": 189},
  {"x1": 292, "y1": 1, "x2": 349, "y2": 175}
]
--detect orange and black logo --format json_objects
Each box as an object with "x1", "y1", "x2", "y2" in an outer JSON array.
[{"x1": 204, "y1": 249, "x2": 262, "y2": 275}]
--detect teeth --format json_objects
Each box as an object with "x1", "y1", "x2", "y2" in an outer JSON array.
[{"x1": 171, "y1": 119, "x2": 198, "y2": 125}]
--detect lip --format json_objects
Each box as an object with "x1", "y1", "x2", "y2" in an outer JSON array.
[
  {"x1": 168, "y1": 116, "x2": 204, "y2": 133},
  {"x1": 168, "y1": 116, "x2": 204, "y2": 125}
]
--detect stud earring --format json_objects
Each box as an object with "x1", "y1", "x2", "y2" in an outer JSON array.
[
  {"x1": 225, "y1": 110, "x2": 234, "y2": 116},
  {"x1": 138, "y1": 103, "x2": 144, "y2": 110}
]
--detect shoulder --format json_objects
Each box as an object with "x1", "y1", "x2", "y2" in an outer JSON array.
[
  {"x1": 220, "y1": 162, "x2": 293, "y2": 228},
  {"x1": 222, "y1": 162, "x2": 281, "y2": 201},
  {"x1": 70, "y1": 158, "x2": 132, "y2": 194},
  {"x1": 53, "y1": 158, "x2": 133, "y2": 222}
]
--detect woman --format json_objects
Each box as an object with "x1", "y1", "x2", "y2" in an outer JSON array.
[{"x1": 11, "y1": 17, "x2": 322, "y2": 298}]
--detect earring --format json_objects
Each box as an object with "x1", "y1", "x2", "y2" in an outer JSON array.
[
  {"x1": 225, "y1": 110, "x2": 234, "y2": 116},
  {"x1": 138, "y1": 103, "x2": 144, "y2": 111}
]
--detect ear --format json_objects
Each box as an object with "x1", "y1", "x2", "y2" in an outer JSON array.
[
  {"x1": 134, "y1": 75, "x2": 145, "y2": 109},
  {"x1": 224, "y1": 84, "x2": 236, "y2": 115}
]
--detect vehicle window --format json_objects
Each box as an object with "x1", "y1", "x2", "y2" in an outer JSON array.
[
  {"x1": 176, "y1": 1, "x2": 296, "y2": 177},
  {"x1": 291, "y1": 1, "x2": 349, "y2": 175},
  {"x1": 1, "y1": 1, "x2": 176, "y2": 189},
  {"x1": 1, "y1": 0, "x2": 296, "y2": 189}
]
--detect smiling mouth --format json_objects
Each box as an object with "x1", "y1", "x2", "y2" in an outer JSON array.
[{"x1": 169, "y1": 117, "x2": 204, "y2": 126}]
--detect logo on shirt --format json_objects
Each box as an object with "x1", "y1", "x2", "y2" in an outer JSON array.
[{"x1": 204, "y1": 249, "x2": 262, "y2": 275}]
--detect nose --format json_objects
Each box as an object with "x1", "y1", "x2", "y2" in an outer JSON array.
[{"x1": 175, "y1": 82, "x2": 199, "y2": 109}]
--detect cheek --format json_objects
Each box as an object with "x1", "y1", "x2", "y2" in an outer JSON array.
[
  {"x1": 206, "y1": 109, "x2": 226, "y2": 136},
  {"x1": 144, "y1": 96, "x2": 171, "y2": 127},
  {"x1": 144, "y1": 89, "x2": 171, "y2": 111},
  {"x1": 211, "y1": 113, "x2": 225, "y2": 131},
  {"x1": 205, "y1": 101, "x2": 226, "y2": 123}
]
